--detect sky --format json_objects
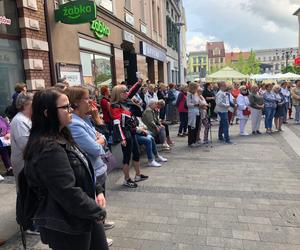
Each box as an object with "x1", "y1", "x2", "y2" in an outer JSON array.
[{"x1": 182, "y1": 0, "x2": 300, "y2": 53}]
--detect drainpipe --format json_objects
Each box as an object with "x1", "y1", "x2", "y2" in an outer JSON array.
[{"x1": 44, "y1": 0, "x2": 56, "y2": 85}]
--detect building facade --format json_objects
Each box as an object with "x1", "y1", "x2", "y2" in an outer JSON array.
[
  {"x1": 225, "y1": 52, "x2": 250, "y2": 65},
  {"x1": 0, "y1": 0, "x2": 51, "y2": 114},
  {"x1": 166, "y1": 0, "x2": 181, "y2": 84},
  {"x1": 294, "y1": 8, "x2": 300, "y2": 56},
  {"x1": 187, "y1": 51, "x2": 208, "y2": 81},
  {"x1": 254, "y1": 47, "x2": 298, "y2": 74},
  {"x1": 46, "y1": 0, "x2": 168, "y2": 88},
  {"x1": 206, "y1": 41, "x2": 225, "y2": 74}
]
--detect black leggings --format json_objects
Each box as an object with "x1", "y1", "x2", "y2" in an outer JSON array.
[
  {"x1": 121, "y1": 132, "x2": 140, "y2": 165},
  {"x1": 161, "y1": 122, "x2": 170, "y2": 137},
  {"x1": 39, "y1": 222, "x2": 108, "y2": 250},
  {"x1": 188, "y1": 115, "x2": 201, "y2": 145}
]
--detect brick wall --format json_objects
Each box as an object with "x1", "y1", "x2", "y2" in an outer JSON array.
[{"x1": 16, "y1": 0, "x2": 52, "y2": 89}]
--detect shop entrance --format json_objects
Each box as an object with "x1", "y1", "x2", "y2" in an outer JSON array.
[{"x1": 123, "y1": 45, "x2": 137, "y2": 86}]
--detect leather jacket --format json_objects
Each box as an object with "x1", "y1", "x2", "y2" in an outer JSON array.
[{"x1": 25, "y1": 139, "x2": 106, "y2": 234}]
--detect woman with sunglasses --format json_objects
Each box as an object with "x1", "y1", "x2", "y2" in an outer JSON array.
[
  {"x1": 111, "y1": 80, "x2": 148, "y2": 188},
  {"x1": 23, "y1": 89, "x2": 108, "y2": 250}
]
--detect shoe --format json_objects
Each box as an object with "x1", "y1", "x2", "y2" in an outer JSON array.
[
  {"x1": 203, "y1": 141, "x2": 209, "y2": 145},
  {"x1": 252, "y1": 131, "x2": 256, "y2": 135},
  {"x1": 104, "y1": 221, "x2": 115, "y2": 230},
  {"x1": 225, "y1": 141, "x2": 233, "y2": 145},
  {"x1": 183, "y1": 132, "x2": 188, "y2": 137},
  {"x1": 26, "y1": 229, "x2": 40, "y2": 235},
  {"x1": 283, "y1": 121, "x2": 288, "y2": 124},
  {"x1": 148, "y1": 160, "x2": 161, "y2": 167},
  {"x1": 177, "y1": 133, "x2": 184, "y2": 137},
  {"x1": 218, "y1": 137, "x2": 224, "y2": 142},
  {"x1": 279, "y1": 128, "x2": 284, "y2": 132},
  {"x1": 134, "y1": 174, "x2": 149, "y2": 182},
  {"x1": 196, "y1": 140, "x2": 202, "y2": 145},
  {"x1": 0, "y1": 240, "x2": 6, "y2": 247},
  {"x1": 240, "y1": 132, "x2": 249, "y2": 136},
  {"x1": 0, "y1": 175, "x2": 4, "y2": 181},
  {"x1": 123, "y1": 178, "x2": 138, "y2": 188},
  {"x1": 188, "y1": 143, "x2": 199, "y2": 148},
  {"x1": 162, "y1": 143, "x2": 170, "y2": 149},
  {"x1": 155, "y1": 155, "x2": 167, "y2": 162},
  {"x1": 256, "y1": 130, "x2": 262, "y2": 134},
  {"x1": 5, "y1": 168, "x2": 14, "y2": 176},
  {"x1": 107, "y1": 238, "x2": 113, "y2": 247}
]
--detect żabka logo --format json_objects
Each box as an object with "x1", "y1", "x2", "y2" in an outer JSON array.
[
  {"x1": 63, "y1": 4, "x2": 92, "y2": 20},
  {"x1": 0, "y1": 16, "x2": 12, "y2": 26},
  {"x1": 91, "y1": 20, "x2": 111, "y2": 39}
]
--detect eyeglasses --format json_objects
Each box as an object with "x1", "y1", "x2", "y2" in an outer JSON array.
[{"x1": 56, "y1": 103, "x2": 72, "y2": 112}]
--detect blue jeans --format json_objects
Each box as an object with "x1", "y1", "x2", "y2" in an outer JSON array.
[
  {"x1": 136, "y1": 134, "x2": 158, "y2": 161},
  {"x1": 218, "y1": 112, "x2": 230, "y2": 142},
  {"x1": 264, "y1": 107, "x2": 276, "y2": 129},
  {"x1": 295, "y1": 105, "x2": 300, "y2": 122},
  {"x1": 178, "y1": 112, "x2": 188, "y2": 134}
]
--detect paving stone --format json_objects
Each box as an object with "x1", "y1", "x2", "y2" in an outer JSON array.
[
  {"x1": 206, "y1": 237, "x2": 243, "y2": 249},
  {"x1": 238, "y1": 216, "x2": 272, "y2": 225},
  {"x1": 232, "y1": 230, "x2": 260, "y2": 241}
]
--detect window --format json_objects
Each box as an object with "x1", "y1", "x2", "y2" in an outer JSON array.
[
  {"x1": 215, "y1": 58, "x2": 219, "y2": 63},
  {"x1": 95, "y1": 0, "x2": 113, "y2": 12},
  {"x1": 258, "y1": 57, "x2": 261, "y2": 61},
  {"x1": 203, "y1": 57, "x2": 206, "y2": 63},
  {"x1": 193, "y1": 57, "x2": 197, "y2": 64},
  {"x1": 293, "y1": 55, "x2": 296, "y2": 59},
  {"x1": 213, "y1": 48, "x2": 220, "y2": 56},
  {"x1": 263, "y1": 57, "x2": 266, "y2": 61},
  {"x1": 157, "y1": 6, "x2": 162, "y2": 35},
  {"x1": 166, "y1": 1, "x2": 169, "y2": 11},
  {"x1": 275, "y1": 64, "x2": 279, "y2": 70},
  {"x1": 282, "y1": 55, "x2": 284, "y2": 60},
  {"x1": 277, "y1": 56, "x2": 280, "y2": 60},
  {"x1": 152, "y1": 1, "x2": 156, "y2": 31},
  {"x1": 220, "y1": 58, "x2": 224, "y2": 63},
  {"x1": 171, "y1": 9, "x2": 174, "y2": 18},
  {"x1": 193, "y1": 66, "x2": 197, "y2": 72},
  {"x1": 269, "y1": 56, "x2": 271, "y2": 61},
  {"x1": 273, "y1": 56, "x2": 276, "y2": 61},
  {"x1": 125, "y1": 0, "x2": 131, "y2": 10},
  {"x1": 0, "y1": 0, "x2": 20, "y2": 36}
]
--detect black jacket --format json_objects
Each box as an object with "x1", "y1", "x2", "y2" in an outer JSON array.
[{"x1": 25, "y1": 139, "x2": 106, "y2": 235}]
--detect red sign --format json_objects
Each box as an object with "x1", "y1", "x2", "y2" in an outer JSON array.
[
  {"x1": 295, "y1": 57, "x2": 300, "y2": 65},
  {"x1": 0, "y1": 16, "x2": 11, "y2": 26}
]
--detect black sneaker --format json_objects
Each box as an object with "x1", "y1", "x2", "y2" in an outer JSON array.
[
  {"x1": 252, "y1": 131, "x2": 256, "y2": 135},
  {"x1": 256, "y1": 130, "x2": 262, "y2": 134},
  {"x1": 5, "y1": 168, "x2": 14, "y2": 176},
  {"x1": 134, "y1": 174, "x2": 149, "y2": 182},
  {"x1": 123, "y1": 178, "x2": 138, "y2": 188}
]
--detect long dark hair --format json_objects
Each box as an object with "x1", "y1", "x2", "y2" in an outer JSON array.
[{"x1": 24, "y1": 88, "x2": 74, "y2": 160}]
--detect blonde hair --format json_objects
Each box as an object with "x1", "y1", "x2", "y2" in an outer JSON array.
[
  {"x1": 250, "y1": 84, "x2": 258, "y2": 92},
  {"x1": 226, "y1": 84, "x2": 233, "y2": 91},
  {"x1": 188, "y1": 82, "x2": 199, "y2": 94},
  {"x1": 180, "y1": 83, "x2": 188, "y2": 92},
  {"x1": 66, "y1": 86, "x2": 89, "y2": 108},
  {"x1": 148, "y1": 84, "x2": 156, "y2": 92},
  {"x1": 272, "y1": 84, "x2": 281, "y2": 92},
  {"x1": 111, "y1": 85, "x2": 127, "y2": 103},
  {"x1": 159, "y1": 82, "x2": 168, "y2": 90}
]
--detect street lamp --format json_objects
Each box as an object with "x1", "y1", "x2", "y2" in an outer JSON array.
[
  {"x1": 175, "y1": 22, "x2": 185, "y2": 84},
  {"x1": 276, "y1": 48, "x2": 299, "y2": 68}
]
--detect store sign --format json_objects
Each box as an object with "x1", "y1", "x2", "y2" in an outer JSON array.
[
  {"x1": 123, "y1": 30, "x2": 135, "y2": 43},
  {"x1": 55, "y1": 0, "x2": 96, "y2": 24},
  {"x1": 295, "y1": 57, "x2": 300, "y2": 66},
  {"x1": 58, "y1": 64, "x2": 82, "y2": 86},
  {"x1": 0, "y1": 16, "x2": 12, "y2": 26},
  {"x1": 90, "y1": 19, "x2": 111, "y2": 39},
  {"x1": 140, "y1": 41, "x2": 166, "y2": 62}
]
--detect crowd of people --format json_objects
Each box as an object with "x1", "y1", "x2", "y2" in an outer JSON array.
[{"x1": 0, "y1": 77, "x2": 300, "y2": 249}]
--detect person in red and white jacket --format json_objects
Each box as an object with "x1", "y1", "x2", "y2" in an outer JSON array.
[
  {"x1": 110, "y1": 81, "x2": 148, "y2": 188},
  {"x1": 176, "y1": 84, "x2": 188, "y2": 137}
]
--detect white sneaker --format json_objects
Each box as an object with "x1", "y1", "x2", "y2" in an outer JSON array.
[
  {"x1": 0, "y1": 175, "x2": 4, "y2": 181},
  {"x1": 148, "y1": 160, "x2": 161, "y2": 167},
  {"x1": 155, "y1": 155, "x2": 167, "y2": 162},
  {"x1": 107, "y1": 238, "x2": 113, "y2": 247},
  {"x1": 240, "y1": 132, "x2": 249, "y2": 136},
  {"x1": 162, "y1": 143, "x2": 170, "y2": 149}
]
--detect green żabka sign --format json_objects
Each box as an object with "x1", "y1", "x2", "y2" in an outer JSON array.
[
  {"x1": 90, "y1": 20, "x2": 110, "y2": 39},
  {"x1": 55, "y1": 0, "x2": 96, "y2": 24}
]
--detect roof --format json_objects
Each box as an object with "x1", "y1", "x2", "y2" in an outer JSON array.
[
  {"x1": 206, "y1": 41, "x2": 225, "y2": 50},
  {"x1": 293, "y1": 8, "x2": 300, "y2": 15},
  {"x1": 225, "y1": 52, "x2": 251, "y2": 62},
  {"x1": 189, "y1": 51, "x2": 208, "y2": 56}
]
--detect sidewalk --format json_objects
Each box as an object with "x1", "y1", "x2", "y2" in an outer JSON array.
[{"x1": 1, "y1": 121, "x2": 300, "y2": 249}]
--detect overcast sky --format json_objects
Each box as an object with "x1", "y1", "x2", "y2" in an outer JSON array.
[{"x1": 182, "y1": 0, "x2": 300, "y2": 53}]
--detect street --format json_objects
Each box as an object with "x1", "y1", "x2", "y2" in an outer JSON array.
[{"x1": 1, "y1": 122, "x2": 300, "y2": 250}]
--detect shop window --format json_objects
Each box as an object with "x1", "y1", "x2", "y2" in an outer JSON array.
[
  {"x1": 80, "y1": 51, "x2": 112, "y2": 89},
  {"x1": 0, "y1": 0, "x2": 20, "y2": 36}
]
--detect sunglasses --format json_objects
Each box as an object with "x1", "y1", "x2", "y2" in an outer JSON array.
[{"x1": 56, "y1": 103, "x2": 72, "y2": 112}]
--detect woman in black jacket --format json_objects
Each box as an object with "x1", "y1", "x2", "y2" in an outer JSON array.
[{"x1": 23, "y1": 89, "x2": 108, "y2": 250}]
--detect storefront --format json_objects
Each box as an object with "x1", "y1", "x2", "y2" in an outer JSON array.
[
  {"x1": 47, "y1": 1, "x2": 167, "y2": 89},
  {"x1": 0, "y1": 0, "x2": 24, "y2": 114}
]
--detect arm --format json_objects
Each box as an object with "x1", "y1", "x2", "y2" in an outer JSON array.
[
  {"x1": 127, "y1": 80, "x2": 142, "y2": 99},
  {"x1": 69, "y1": 123, "x2": 105, "y2": 157},
  {"x1": 237, "y1": 96, "x2": 247, "y2": 111},
  {"x1": 37, "y1": 146, "x2": 106, "y2": 220},
  {"x1": 176, "y1": 92, "x2": 183, "y2": 107}
]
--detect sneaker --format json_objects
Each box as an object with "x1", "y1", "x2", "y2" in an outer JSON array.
[
  {"x1": 5, "y1": 168, "x2": 14, "y2": 176},
  {"x1": 196, "y1": 140, "x2": 202, "y2": 145},
  {"x1": 148, "y1": 160, "x2": 161, "y2": 167},
  {"x1": 104, "y1": 221, "x2": 115, "y2": 230},
  {"x1": 225, "y1": 141, "x2": 234, "y2": 145},
  {"x1": 279, "y1": 128, "x2": 284, "y2": 132},
  {"x1": 240, "y1": 132, "x2": 249, "y2": 136},
  {"x1": 252, "y1": 131, "x2": 256, "y2": 135},
  {"x1": 26, "y1": 229, "x2": 40, "y2": 235},
  {"x1": 134, "y1": 174, "x2": 149, "y2": 182},
  {"x1": 107, "y1": 238, "x2": 113, "y2": 247},
  {"x1": 123, "y1": 178, "x2": 138, "y2": 188},
  {"x1": 155, "y1": 155, "x2": 167, "y2": 162},
  {"x1": 218, "y1": 137, "x2": 224, "y2": 142},
  {"x1": 188, "y1": 143, "x2": 199, "y2": 148},
  {"x1": 177, "y1": 133, "x2": 184, "y2": 137},
  {"x1": 203, "y1": 141, "x2": 209, "y2": 145},
  {"x1": 0, "y1": 175, "x2": 4, "y2": 181},
  {"x1": 256, "y1": 130, "x2": 262, "y2": 134},
  {"x1": 183, "y1": 132, "x2": 188, "y2": 137}
]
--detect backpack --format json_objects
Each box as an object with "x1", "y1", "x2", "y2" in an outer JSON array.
[{"x1": 16, "y1": 167, "x2": 40, "y2": 249}]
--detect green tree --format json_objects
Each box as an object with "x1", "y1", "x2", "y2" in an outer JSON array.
[
  {"x1": 233, "y1": 50, "x2": 261, "y2": 75},
  {"x1": 281, "y1": 65, "x2": 300, "y2": 74}
]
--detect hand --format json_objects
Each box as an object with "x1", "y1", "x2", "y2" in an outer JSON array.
[
  {"x1": 156, "y1": 127, "x2": 160, "y2": 133},
  {"x1": 4, "y1": 133, "x2": 10, "y2": 140},
  {"x1": 121, "y1": 140, "x2": 127, "y2": 146},
  {"x1": 97, "y1": 137, "x2": 106, "y2": 146},
  {"x1": 96, "y1": 193, "x2": 106, "y2": 208},
  {"x1": 142, "y1": 129, "x2": 148, "y2": 135}
]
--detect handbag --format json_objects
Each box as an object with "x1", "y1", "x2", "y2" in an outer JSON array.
[
  {"x1": 242, "y1": 107, "x2": 251, "y2": 116},
  {"x1": 101, "y1": 148, "x2": 118, "y2": 173}
]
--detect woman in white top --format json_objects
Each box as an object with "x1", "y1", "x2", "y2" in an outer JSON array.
[
  {"x1": 197, "y1": 87, "x2": 210, "y2": 144},
  {"x1": 237, "y1": 86, "x2": 251, "y2": 136}
]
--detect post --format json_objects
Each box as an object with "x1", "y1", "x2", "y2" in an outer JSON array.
[{"x1": 178, "y1": 27, "x2": 181, "y2": 84}]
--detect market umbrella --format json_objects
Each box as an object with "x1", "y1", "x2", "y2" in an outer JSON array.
[
  {"x1": 281, "y1": 72, "x2": 300, "y2": 80},
  {"x1": 206, "y1": 67, "x2": 249, "y2": 80}
]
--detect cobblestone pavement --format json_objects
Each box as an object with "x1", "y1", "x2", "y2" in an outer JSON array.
[{"x1": 1, "y1": 121, "x2": 300, "y2": 250}]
